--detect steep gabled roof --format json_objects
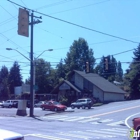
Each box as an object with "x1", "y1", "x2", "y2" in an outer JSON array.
[
  {"x1": 51, "y1": 80, "x2": 81, "y2": 94},
  {"x1": 74, "y1": 70, "x2": 126, "y2": 94}
]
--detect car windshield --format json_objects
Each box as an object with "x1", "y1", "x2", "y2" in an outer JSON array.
[
  {"x1": 53, "y1": 101, "x2": 61, "y2": 105},
  {"x1": 77, "y1": 100, "x2": 85, "y2": 102}
]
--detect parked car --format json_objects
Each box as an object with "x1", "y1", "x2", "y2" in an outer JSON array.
[
  {"x1": 132, "y1": 117, "x2": 140, "y2": 140},
  {"x1": 1, "y1": 100, "x2": 19, "y2": 108},
  {"x1": 0, "y1": 129, "x2": 24, "y2": 140},
  {"x1": 40, "y1": 101, "x2": 67, "y2": 111},
  {"x1": 0, "y1": 101, "x2": 4, "y2": 107},
  {"x1": 71, "y1": 98, "x2": 93, "y2": 109},
  {"x1": 35, "y1": 101, "x2": 45, "y2": 107}
]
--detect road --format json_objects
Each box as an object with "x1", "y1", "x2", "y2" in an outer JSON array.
[{"x1": 0, "y1": 99, "x2": 140, "y2": 140}]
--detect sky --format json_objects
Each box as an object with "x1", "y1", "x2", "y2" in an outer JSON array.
[{"x1": 0, "y1": 0, "x2": 140, "y2": 82}]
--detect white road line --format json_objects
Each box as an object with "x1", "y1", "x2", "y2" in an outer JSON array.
[
  {"x1": 79, "y1": 117, "x2": 100, "y2": 123},
  {"x1": 115, "y1": 128, "x2": 129, "y2": 131},
  {"x1": 55, "y1": 116, "x2": 78, "y2": 121},
  {"x1": 89, "y1": 130, "x2": 126, "y2": 136},
  {"x1": 125, "y1": 112, "x2": 140, "y2": 128},
  {"x1": 102, "y1": 128, "x2": 128, "y2": 133},
  {"x1": 25, "y1": 134, "x2": 71, "y2": 140},
  {"x1": 98, "y1": 119, "x2": 113, "y2": 123},
  {"x1": 73, "y1": 130, "x2": 114, "y2": 137},
  {"x1": 91, "y1": 122, "x2": 100, "y2": 124},
  {"x1": 107, "y1": 120, "x2": 124, "y2": 126},
  {"x1": 58, "y1": 132, "x2": 92, "y2": 139},
  {"x1": 42, "y1": 115, "x2": 67, "y2": 119},
  {"x1": 67, "y1": 117, "x2": 86, "y2": 121}
]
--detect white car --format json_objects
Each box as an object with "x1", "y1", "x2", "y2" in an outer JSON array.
[
  {"x1": 0, "y1": 129, "x2": 24, "y2": 140},
  {"x1": 1, "y1": 100, "x2": 18, "y2": 108},
  {"x1": 0, "y1": 101, "x2": 4, "y2": 107},
  {"x1": 34, "y1": 101, "x2": 45, "y2": 107}
]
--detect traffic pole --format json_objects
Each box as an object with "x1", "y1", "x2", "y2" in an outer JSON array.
[{"x1": 30, "y1": 12, "x2": 34, "y2": 117}]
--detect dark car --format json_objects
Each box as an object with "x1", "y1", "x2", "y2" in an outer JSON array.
[
  {"x1": 40, "y1": 101, "x2": 67, "y2": 112},
  {"x1": 71, "y1": 98, "x2": 93, "y2": 109}
]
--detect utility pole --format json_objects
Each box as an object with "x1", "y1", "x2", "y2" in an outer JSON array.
[
  {"x1": 8, "y1": 0, "x2": 42, "y2": 117},
  {"x1": 30, "y1": 12, "x2": 34, "y2": 117},
  {"x1": 29, "y1": 12, "x2": 42, "y2": 117}
]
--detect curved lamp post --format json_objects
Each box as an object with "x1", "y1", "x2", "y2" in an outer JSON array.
[{"x1": 6, "y1": 47, "x2": 53, "y2": 116}]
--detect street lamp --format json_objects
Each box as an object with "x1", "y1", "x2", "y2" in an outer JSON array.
[
  {"x1": 6, "y1": 48, "x2": 31, "y2": 61},
  {"x1": 36, "y1": 49, "x2": 53, "y2": 59},
  {"x1": 6, "y1": 47, "x2": 53, "y2": 117}
]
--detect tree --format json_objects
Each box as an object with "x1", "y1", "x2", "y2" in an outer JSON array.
[
  {"x1": 35, "y1": 58, "x2": 53, "y2": 93},
  {"x1": 0, "y1": 66, "x2": 9, "y2": 100},
  {"x1": 8, "y1": 61, "x2": 22, "y2": 94},
  {"x1": 124, "y1": 44, "x2": 140, "y2": 99},
  {"x1": 55, "y1": 59, "x2": 66, "y2": 82},
  {"x1": 94, "y1": 56, "x2": 123, "y2": 82},
  {"x1": 64, "y1": 38, "x2": 95, "y2": 74},
  {"x1": 116, "y1": 61, "x2": 123, "y2": 82}
]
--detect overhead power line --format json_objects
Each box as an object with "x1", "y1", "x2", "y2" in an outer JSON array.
[{"x1": 7, "y1": 0, "x2": 139, "y2": 44}]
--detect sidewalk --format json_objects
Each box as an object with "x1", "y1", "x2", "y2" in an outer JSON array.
[{"x1": 0, "y1": 107, "x2": 74, "y2": 117}]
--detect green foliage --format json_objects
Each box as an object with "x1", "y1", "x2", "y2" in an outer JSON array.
[
  {"x1": 35, "y1": 58, "x2": 53, "y2": 93},
  {"x1": 0, "y1": 66, "x2": 10, "y2": 100},
  {"x1": 124, "y1": 44, "x2": 140, "y2": 99},
  {"x1": 64, "y1": 38, "x2": 95, "y2": 74},
  {"x1": 8, "y1": 61, "x2": 22, "y2": 94},
  {"x1": 94, "y1": 56, "x2": 123, "y2": 82},
  {"x1": 55, "y1": 59, "x2": 66, "y2": 83}
]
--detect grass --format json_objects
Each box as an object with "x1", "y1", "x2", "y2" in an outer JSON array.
[{"x1": 93, "y1": 102, "x2": 103, "y2": 107}]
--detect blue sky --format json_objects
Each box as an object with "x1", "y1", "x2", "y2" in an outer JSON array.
[{"x1": 0, "y1": 0, "x2": 140, "y2": 81}]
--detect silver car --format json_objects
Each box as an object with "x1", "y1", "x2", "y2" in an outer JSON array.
[
  {"x1": 0, "y1": 129, "x2": 24, "y2": 140},
  {"x1": 34, "y1": 101, "x2": 45, "y2": 107}
]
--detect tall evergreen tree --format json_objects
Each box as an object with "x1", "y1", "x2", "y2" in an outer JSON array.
[
  {"x1": 0, "y1": 66, "x2": 9, "y2": 100},
  {"x1": 116, "y1": 61, "x2": 123, "y2": 82},
  {"x1": 124, "y1": 44, "x2": 140, "y2": 99},
  {"x1": 8, "y1": 61, "x2": 22, "y2": 94},
  {"x1": 64, "y1": 38, "x2": 95, "y2": 74}
]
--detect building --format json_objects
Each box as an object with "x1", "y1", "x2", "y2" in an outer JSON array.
[{"x1": 51, "y1": 70, "x2": 126, "y2": 103}]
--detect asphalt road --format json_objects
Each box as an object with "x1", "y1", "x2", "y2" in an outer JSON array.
[{"x1": 0, "y1": 99, "x2": 140, "y2": 140}]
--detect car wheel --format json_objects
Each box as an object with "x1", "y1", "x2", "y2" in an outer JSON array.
[
  {"x1": 9, "y1": 105, "x2": 12, "y2": 108},
  {"x1": 54, "y1": 108, "x2": 58, "y2": 112},
  {"x1": 42, "y1": 107, "x2": 45, "y2": 110},
  {"x1": 88, "y1": 106, "x2": 91, "y2": 109},
  {"x1": 82, "y1": 106, "x2": 85, "y2": 109},
  {"x1": 71, "y1": 106, "x2": 75, "y2": 109},
  {"x1": 2, "y1": 105, "x2": 4, "y2": 108},
  {"x1": 77, "y1": 107, "x2": 80, "y2": 109}
]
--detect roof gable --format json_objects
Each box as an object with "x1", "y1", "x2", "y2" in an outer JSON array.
[{"x1": 74, "y1": 70, "x2": 126, "y2": 94}]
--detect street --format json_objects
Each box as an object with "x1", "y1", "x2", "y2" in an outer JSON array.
[{"x1": 0, "y1": 99, "x2": 140, "y2": 140}]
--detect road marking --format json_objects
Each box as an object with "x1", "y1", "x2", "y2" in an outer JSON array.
[
  {"x1": 87, "y1": 129, "x2": 126, "y2": 136},
  {"x1": 125, "y1": 112, "x2": 140, "y2": 128},
  {"x1": 24, "y1": 134, "x2": 71, "y2": 140},
  {"x1": 102, "y1": 128, "x2": 128, "y2": 133},
  {"x1": 89, "y1": 105, "x2": 140, "y2": 118},
  {"x1": 98, "y1": 119, "x2": 113, "y2": 123},
  {"x1": 42, "y1": 115, "x2": 67, "y2": 119},
  {"x1": 58, "y1": 132, "x2": 92, "y2": 139},
  {"x1": 72, "y1": 130, "x2": 114, "y2": 137},
  {"x1": 78, "y1": 117, "x2": 100, "y2": 123},
  {"x1": 107, "y1": 120, "x2": 124, "y2": 126},
  {"x1": 67, "y1": 117, "x2": 86, "y2": 121}
]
